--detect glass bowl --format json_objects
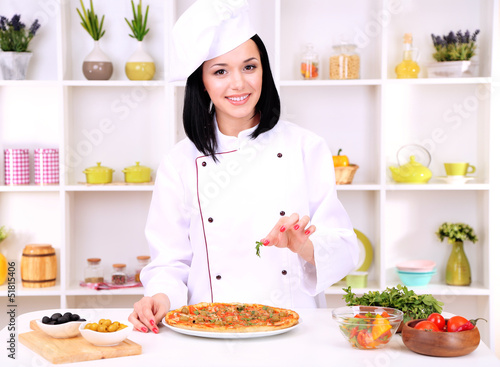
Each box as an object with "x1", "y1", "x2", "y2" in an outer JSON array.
[{"x1": 332, "y1": 306, "x2": 404, "y2": 349}]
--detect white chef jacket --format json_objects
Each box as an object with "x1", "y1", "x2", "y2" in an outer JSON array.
[{"x1": 141, "y1": 119, "x2": 359, "y2": 310}]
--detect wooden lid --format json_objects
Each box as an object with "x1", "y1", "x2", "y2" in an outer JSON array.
[
  {"x1": 87, "y1": 258, "x2": 101, "y2": 263},
  {"x1": 137, "y1": 256, "x2": 150, "y2": 260},
  {"x1": 113, "y1": 263, "x2": 126, "y2": 269},
  {"x1": 23, "y1": 244, "x2": 54, "y2": 254}
]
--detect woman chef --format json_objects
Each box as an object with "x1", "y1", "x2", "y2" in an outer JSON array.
[{"x1": 129, "y1": 0, "x2": 359, "y2": 334}]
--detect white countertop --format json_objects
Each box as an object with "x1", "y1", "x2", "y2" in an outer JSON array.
[{"x1": 1, "y1": 308, "x2": 499, "y2": 367}]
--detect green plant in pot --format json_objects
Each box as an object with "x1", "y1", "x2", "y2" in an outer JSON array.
[
  {"x1": 124, "y1": 0, "x2": 155, "y2": 80},
  {"x1": 427, "y1": 30, "x2": 480, "y2": 77},
  {"x1": 77, "y1": 0, "x2": 113, "y2": 80},
  {"x1": 0, "y1": 14, "x2": 41, "y2": 80},
  {"x1": 436, "y1": 222, "x2": 478, "y2": 286}
]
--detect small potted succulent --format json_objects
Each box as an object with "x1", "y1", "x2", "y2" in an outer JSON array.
[
  {"x1": 427, "y1": 29, "x2": 480, "y2": 78},
  {"x1": 124, "y1": 0, "x2": 155, "y2": 80},
  {"x1": 436, "y1": 222, "x2": 478, "y2": 286},
  {"x1": 0, "y1": 14, "x2": 41, "y2": 79},
  {"x1": 76, "y1": 0, "x2": 113, "y2": 80}
]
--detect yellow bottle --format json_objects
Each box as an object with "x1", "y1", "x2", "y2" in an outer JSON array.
[{"x1": 395, "y1": 33, "x2": 420, "y2": 79}]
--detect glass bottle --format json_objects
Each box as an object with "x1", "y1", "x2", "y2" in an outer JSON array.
[
  {"x1": 84, "y1": 258, "x2": 104, "y2": 283},
  {"x1": 300, "y1": 43, "x2": 319, "y2": 80},
  {"x1": 111, "y1": 263, "x2": 127, "y2": 285},
  {"x1": 329, "y1": 43, "x2": 360, "y2": 80},
  {"x1": 135, "y1": 255, "x2": 150, "y2": 283},
  {"x1": 395, "y1": 33, "x2": 420, "y2": 78}
]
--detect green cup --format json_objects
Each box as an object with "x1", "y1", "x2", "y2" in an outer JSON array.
[
  {"x1": 346, "y1": 271, "x2": 368, "y2": 288},
  {"x1": 444, "y1": 162, "x2": 476, "y2": 176}
]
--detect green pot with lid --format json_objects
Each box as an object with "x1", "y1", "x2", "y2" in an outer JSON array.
[
  {"x1": 122, "y1": 162, "x2": 151, "y2": 183},
  {"x1": 83, "y1": 162, "x2": 114, "y2": 184}
]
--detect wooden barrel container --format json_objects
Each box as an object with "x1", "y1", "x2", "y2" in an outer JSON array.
[{"x1": 21, "y1": 244, "x2": 57, "y2": 288}]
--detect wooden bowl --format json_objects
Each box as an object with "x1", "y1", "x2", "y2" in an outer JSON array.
[
  {"x1": 334, "y1": 164, "x2": 359, "y2": 185},
  {"x1": 401, "y1": 319, "x2": 480, "y2": 357}
]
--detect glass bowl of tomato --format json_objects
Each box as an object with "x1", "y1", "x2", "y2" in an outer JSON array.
[{"x1": 332, "y1": 306, "x2": 404, "y2": 350}]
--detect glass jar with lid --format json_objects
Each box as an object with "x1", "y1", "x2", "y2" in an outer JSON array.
[
  {"x1": 135, "y1": 255, "x2": 150, "y2": 283},
  {"x1": 111, "y1": 263, "x2": 127, "y2": 285},
  {"x1": 300, "y1": 43, "x2": 319, "y2": 80},
  {"x1": 329, "y1": 44, "x2": 360, "y2": 80},
  {"x1": 84, "y1": 258, "x2": 104, "y2": 283}
]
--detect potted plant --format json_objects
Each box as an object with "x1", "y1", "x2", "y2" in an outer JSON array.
[
  {"x1": 436, "y1": 222, "x2": 478, "y2": 286},
  {"x1": 0, "y1": 226, "x2": 11, "y2": 285},
  {"x1": 0, "y1": 14, "x2": 41, "y2": 80},
  {"x1": 76, "y1": 0, "x2": 113, "y2": 80},
  {"x1": 124, "y1": 0, "x2": 155, "y2": 80},
  {"x1": 427, "y1": 29, "x2": 480, "y2": 78}
]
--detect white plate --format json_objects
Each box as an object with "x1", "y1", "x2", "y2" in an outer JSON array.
[
  {"x1": 436, "y1": 176, "x2": 474, "y2": 184},
  {"x1": 162, "y1": 319, "x2": 301, "y2": 339}
]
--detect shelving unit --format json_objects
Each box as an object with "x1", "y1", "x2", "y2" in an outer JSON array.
[{"x1": 0, "y1": 0, "x2": 497, "y2": 352}]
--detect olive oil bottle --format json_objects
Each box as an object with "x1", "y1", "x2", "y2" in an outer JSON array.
[{"x1": 395, "y1": 33, "x2": 420, "y2": 78}]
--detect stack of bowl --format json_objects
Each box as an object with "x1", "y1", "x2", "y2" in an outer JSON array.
[{"x1": 396, "y1": 260, "x2": 436, "y2": 286}]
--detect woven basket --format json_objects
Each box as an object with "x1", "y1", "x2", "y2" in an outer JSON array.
[{"x1": 335, "y1": 164, "x2": 359, "y2": 185}]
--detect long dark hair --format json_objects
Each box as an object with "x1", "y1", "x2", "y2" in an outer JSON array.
[{"x1": 183, "y1": 34, "x2": 280, "y2": 161}]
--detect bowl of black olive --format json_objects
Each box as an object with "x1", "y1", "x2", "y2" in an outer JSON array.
[{"x1": 36, "y1": 312, "x2": 86, "y2": 338}]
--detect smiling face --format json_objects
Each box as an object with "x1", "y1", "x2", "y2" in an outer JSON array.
[{"x1": 202, "y1": 39, "x2": 263, "y2": 136}]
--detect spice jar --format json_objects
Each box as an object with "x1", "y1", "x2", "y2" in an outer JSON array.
[
  {"x1": 135, "y1": 255, "x2": 150, "y2": 283},
  {"x1": 300, "y1": 43, "x2": 319, "y2": 80},
  {"x1": 84, "y1": 258, "x2": 104, "y2": 283},
  {"x1": 329, "y1": 44, "x2": 360, "y2": 80},
  {"x1": 111, "y1": 263, "x2": 127, "y2": 285}
]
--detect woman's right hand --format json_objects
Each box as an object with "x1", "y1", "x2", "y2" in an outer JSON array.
[{"x1": 128, "y1": 293, "x2": 170, "y2": 334}]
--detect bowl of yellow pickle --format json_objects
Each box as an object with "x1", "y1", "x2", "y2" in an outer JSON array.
[{"x1": 79, "y1": 318, "x2": 133, "y2": 346}]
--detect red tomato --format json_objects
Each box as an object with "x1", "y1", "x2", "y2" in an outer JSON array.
[
  {"x1": 447, "y1": 316, "x2": 469, "y2": 332},
  {"x1": 427, "y1": 313, "x2": 446, "y2": 330},
  {"x1": 414, "y1": 320, "x2": 440, "y2": 332},
  {"x1": 356, "y1": 329, "x2": 375, "y2": 348}
]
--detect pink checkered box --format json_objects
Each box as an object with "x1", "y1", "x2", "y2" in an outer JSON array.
[
  {"x1": 4, "y1": 149, "x2": 30, "y2": 185},
  {"x1": 34, "y1": 148, "x2": 59, "y2": 185}
]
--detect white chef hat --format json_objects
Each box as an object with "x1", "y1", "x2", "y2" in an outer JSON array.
[{"x1": 168, "y1": 0, "x2": 256, "y2": 81}]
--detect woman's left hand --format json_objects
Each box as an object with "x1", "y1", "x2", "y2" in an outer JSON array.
[{"x1": 260, "y1": 213, "x2": 316, "y2": 264}]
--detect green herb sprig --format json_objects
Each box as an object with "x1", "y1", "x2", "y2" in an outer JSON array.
[
  {"x1": 342, "y1": 285, "x2": 443, "y2": 323},
  {"x1": 255, "y1": 241, "x2": 264, "y2": 257},
  {"x1": 431, "y1": 30, "x2": 480, "y2": 62},
  {"x1": 125, "y1": 0, "x2": 150, "y2": 41},
  {"x1": 76, "y1": 0, "x2": 106, "y2": 41}
]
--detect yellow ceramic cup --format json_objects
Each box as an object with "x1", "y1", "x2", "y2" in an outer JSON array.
[
  {"x1": 444, "y1": 162, "x2": 476, "y2": 176},
  {"x1": 346, "y1": 271, "x2": 368, "y2": 288}
]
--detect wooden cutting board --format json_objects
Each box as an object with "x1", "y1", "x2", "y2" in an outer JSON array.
[{"x1": 19, "y1": 320, "x2": 142, "y2": 364}]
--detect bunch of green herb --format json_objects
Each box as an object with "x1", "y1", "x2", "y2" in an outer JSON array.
[
  {"x1": 436, "y1": 222, "x2": 478, "y2": 244},
  {"x1": 0, "y1": 14, "x2": 41, "y2": 52},
  {"x1": 125, "y1": 0, "x2": 150, "y2": 41},
  {"x1": 431, "y1": 30, "x2": 480, "y2": 62},
  {"x1": 76, "y1": 0, "x2": 106, "y2": 41},
  {"x1": 342, "y1": 285, "x2": 443, "y2": 323}
]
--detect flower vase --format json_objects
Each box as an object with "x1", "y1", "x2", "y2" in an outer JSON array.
[
  {"x1": 445, "y1": 241, "x2": 471, "y2": 286},
  {"x1": 125, "y1": 41, "x2": 155, "y2": 81},
  {"x1": 0, "y1": 251, "x2": 7, "y2": 285},
  {"x1": 82, "y1": 41, "x2": 113, "y2": 80},
  {"x1": 0, "y1": 52, "x2": 33, "y2": 80}
]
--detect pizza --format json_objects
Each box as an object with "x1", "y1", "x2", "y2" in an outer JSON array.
[{"x1": 164, "y1": 302, "x2": 300, "y2": 333}]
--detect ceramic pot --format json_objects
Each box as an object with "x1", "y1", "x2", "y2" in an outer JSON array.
[
  {"x1": 82, "y1": 41, "x2": 113, "y2": 80},
  {"x1": 446, "y1": 241, "x2": 471, "y2": 286},
  {"x1": 125, "y1": 41, "x2": 155, "y2": 80},
  {"x1": 122, "y1": 161, "x2": 152, "y2": 183},
  {"x1": 83, "y1": 162, "x2": 114, "y2": 184},
  {"x1": 0, "y1": 52, "x2": 33, "y2": 80}
]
